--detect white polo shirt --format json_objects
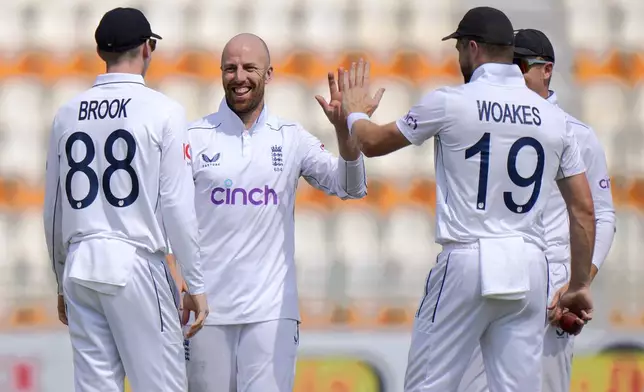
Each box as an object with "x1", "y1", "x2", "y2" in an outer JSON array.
[
  {"x1": 395, "y1": 63, "x2": 586, "y2": 249},
  {"x1": 543, "y1": 91, "x2": 615, "y2": 267},
  {"x1": 43, "y1": 73, "x2": 204, "y2": 295},
  {"x1": 187, "y1": 99, "x2": 367, "y2": 325}
]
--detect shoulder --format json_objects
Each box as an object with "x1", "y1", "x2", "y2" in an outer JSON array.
[
  {"x1": 562, "y1": 112, "x2": 596, "y2": 145},
  {"x1": 188, "y1": 112, "x2": 223, "y2": 133},
  {"x1": 265, "y1": 114, "x2": 301, "y2": 134},
  {"x1": 186, "y1": 112, "x2": 223, "y2": 147},
  {"x1": 419, "y1": 85, "x2": 460, "y2": 105},
  {"x1": 142, "y1": 88, "x2": 185, "y2": 115}
]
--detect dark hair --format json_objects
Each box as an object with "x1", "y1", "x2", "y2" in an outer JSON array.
[{"x1": 97, "y1": 45, "x2": 141, "y2": 66}]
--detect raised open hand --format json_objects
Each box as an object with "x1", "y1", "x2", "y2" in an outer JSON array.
[
  {"x1": 340, "y1": 59, "x2": 385, "y2": 118},
  {"x1": 315, "y1": 68, "x2": 345, "y2": 128}
]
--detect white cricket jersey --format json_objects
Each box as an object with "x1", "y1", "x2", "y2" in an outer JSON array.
[
  {"x1": 185, "y1": 100, "x2": 367, "y2": 325},
  {"x1": 43, "y1": 73, "x2": 204, "y2": 295},
  {"x1": 543, "y1": 91, "x2": 616, "y2": 267},
  {"x1": 395, "y1": 64, "x2": 586, "y2": 249}
]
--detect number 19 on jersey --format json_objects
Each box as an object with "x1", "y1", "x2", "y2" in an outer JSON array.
[{"x1": 465, "y1": 132, "x2": 545, "y2": 214}]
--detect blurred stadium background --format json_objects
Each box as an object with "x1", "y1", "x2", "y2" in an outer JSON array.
[{"x1": 0, "y1": 0, "x2": 642, "y2": 391}]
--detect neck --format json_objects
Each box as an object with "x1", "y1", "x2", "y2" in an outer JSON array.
[
  {"x1": 537, "y1": 87, "x2": 549, "y2": 100},
  {"x1": 236, "y1": 102, "x2": 265, "y2": 130},
  {"x1": 105, "y1": 62, "x2": 142, "y2": 76}
]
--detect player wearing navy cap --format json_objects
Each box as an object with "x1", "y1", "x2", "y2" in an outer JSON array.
[
  {"x1": 43, "y1": 7, "x2": 208, "y2": 392},
  {"x1": 458, "y1": 28, "x2": 616, "y2": 392},
  {"x1": 340, "y1": 7, "x2": 596, "y2": 392}
]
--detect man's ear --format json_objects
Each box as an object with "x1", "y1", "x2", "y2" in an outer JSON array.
[
  {"x1": 142, "y1": 42, "x2": 151, "y2": 60},
  {"x1": 265, "y1": 66, "x2": 274, "y2": 84},
  {"x1": 544, "y1": 62, "x2": 554, "y2": 81}
]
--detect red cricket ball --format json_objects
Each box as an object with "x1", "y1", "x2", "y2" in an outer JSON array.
[{"x1": 560, "y1": 312, "x2": 583, "y2": 335}]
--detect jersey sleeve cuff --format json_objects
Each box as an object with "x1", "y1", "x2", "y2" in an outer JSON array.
[
  {"x1": 395, "y1": 119, "x2": 421, "y2": 146},
  {"x1": 186, "y1": 286, "x2": 205, "y2": 296},
  {"x1": 556, "y1": 167, "x2": 586, "y2": 181}
]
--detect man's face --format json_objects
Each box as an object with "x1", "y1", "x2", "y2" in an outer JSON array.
[
  {"x1": 514, "y1": 57, "x2": 553, "y2": 93},
  {"x1": 221, "y1": 47, "x2": 271, "y2": 116},
  {"x1": 456, "y1": 39, "x2": 476, "y2": 83}
]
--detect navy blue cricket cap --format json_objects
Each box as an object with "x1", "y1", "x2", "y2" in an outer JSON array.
[
  {"x1": 95, "y1": 7, "x2": 162, "y2": 53},
  {"x1": 513, "y1": 29, "x2": 555, "y2": 63},
  {"x1": 442, "y1": 7, "x2": 514, "y2": 46}
]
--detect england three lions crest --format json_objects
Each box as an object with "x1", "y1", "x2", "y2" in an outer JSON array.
[{"x1": 271, "y1": 145, "x2": 283, "y2": 172}]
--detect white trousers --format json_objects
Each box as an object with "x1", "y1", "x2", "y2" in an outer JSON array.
[
  {"x1": 458, "y1": 262, "x2": 574, "y2": 392},
  {"x1": 64, "y1": 249, "x2": 185, "y2": 392},
  {"x1": 186, "y1": 319, "x2": 299, "y2": 392},
  {"x1": 404, "y1": 243, "x2": 548, "y2": 392}
]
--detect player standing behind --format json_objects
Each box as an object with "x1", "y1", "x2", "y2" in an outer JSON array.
[
  {"x1": 457, "y1": 29, "x2": 617, "y2": 392},
  {"x1": 176, "y1": 33, "x2": 375, "y2": 392},
  {"x1": 339, "y1": 7, "x2": 596, "y2": 392},
  {"x1": 42, "y1": 8, "x2": 208, "y2": 392}
]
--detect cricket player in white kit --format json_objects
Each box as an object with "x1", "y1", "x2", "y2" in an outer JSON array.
[
  {"x1": 177, "y1": 33, "x2": 373, "y2": 392},
  {"x1": 457, "y1": 29, "x2": 616, "y2": 392},
  {"x1": 42, "y1": 8, "x2": 208, "y2": 392},
  {"x1": 340, "y1": 7, "x2": 596, "y2": 392}
]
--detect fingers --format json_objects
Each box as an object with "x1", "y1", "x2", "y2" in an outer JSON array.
[
  {"x1": 342, "y1": 68, "x2": 350, "y2": 94},
  {"x1": 349, "y1": 62, "x2": 356, "y2": 88},
  {"x1": 337, "y1": 68, "x2": 345, "y2": 92},
  {"x1": 363, "y1": 60, "x2": 370, "y2": 88},
  {"x1": 549, "y1": 307, "x2": 563, "y2": 326},
  {"x1": 373, "y1": 88, "x2": 386, "y2": 104},
  {"x1": 356, "y1": 59, "x2": 365, "y2": 87},
  {"x1": 181, "y1": 308, "x2": 190, "y2": 326},
  {"x1": 327, "y1": 72, "x2": 338, "y2": 95},
  {"x1": 581, "y1": 309, "x2": 593, "y2": 321},
  {"x1": 547, "y1": 290, "x2": 562, "y2": 310},
  {"x1": 315, "y1": 95, "x2": 330, "y2": 111},
  {"x1": 186, "y1": 311, "x2": 206, "y2": 339}
]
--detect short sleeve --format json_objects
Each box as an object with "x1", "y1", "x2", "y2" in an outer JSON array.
[
  {"x1": 395, "y1": 88, "x2": 450, "y2": 146},
  {"x1": 556, "y1": 120, "x2": 586, "y2": 180}
]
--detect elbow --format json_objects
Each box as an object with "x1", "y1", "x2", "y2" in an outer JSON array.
[
  {"x1": 359, "y1": 142, "x2": 377, "y2": 157},
  {"x1": 360, "y1": 143, "x2": 384, "y2": 158}
]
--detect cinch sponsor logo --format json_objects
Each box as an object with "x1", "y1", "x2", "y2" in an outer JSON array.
[
  {"x1": 599, "y1": 178, "x2": 611, "y2": 189},
  {"x1": 210, "y1": 179, "x2": 278, "y2": 206}
]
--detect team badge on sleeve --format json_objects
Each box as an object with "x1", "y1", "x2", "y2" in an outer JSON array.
[
  {"x1": 183, "y1": 143, "x2": 191, "y2": 162},
  {"x1": 599, "y1": 177, "x2": 611, "y2": 189}
]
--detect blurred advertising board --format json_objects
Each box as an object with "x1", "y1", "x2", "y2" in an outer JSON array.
[
  {"x1": 0, "y1": 356, "x2": 39, "y2": 392},
  {"x1": 127, "y1": 357, "x2": 383, "y2": 392},
  {"x1": 571, "y1": 350, "x2": 644, "y2": 392},
  {"x1": 4, "y1": 330, "x2": 644, "y2": 391}
]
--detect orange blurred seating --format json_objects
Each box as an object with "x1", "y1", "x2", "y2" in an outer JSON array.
[{"x1": 573, "y1": 50, "x2": 626, "y2": 85}]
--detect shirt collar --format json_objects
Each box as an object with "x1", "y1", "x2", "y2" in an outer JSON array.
[
  {"x1": 546, "y1": 90, "x2": 558, "y2": 105},
  {"x1": 470, "y1": 63, "x2": 526, "y2": 87},
  {"x1": 93, "y1": 73, "x2": 145, "y2": 87},
  {"x1": 218, "y1": 99, "x2": 269, "y2": 133}
]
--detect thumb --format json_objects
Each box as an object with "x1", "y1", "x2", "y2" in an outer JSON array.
[
  {"x1": 315, "y1": 95, "x2": 330, "y2": 111},
  {"x1": 547, "y1": 291, "x2": 561, "y2": 310},
  {"x1": 181, "y1": 308, "x2": 190, "y2": 326},
  {"x1": 373, "y1": 88, "x2": 386, "y2": 104}
]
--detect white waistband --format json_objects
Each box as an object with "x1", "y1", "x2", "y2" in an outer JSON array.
[
  {"x1": 442, "y1": 242, "x2": 479, "y2": 252},
  {"x1": 442, "y1": 240, "x2": 542, "y2": 253}
]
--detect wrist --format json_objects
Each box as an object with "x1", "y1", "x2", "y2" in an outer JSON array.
[
  {"x1": 567, "y1": 279, "x2": 590, "y2": 291},
  {"x1": 590, "y1": 264, "x2": 599, "y2": 283},
  {"x1": 346, "y1": 113, "x2": 369, "y2": 136}
]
